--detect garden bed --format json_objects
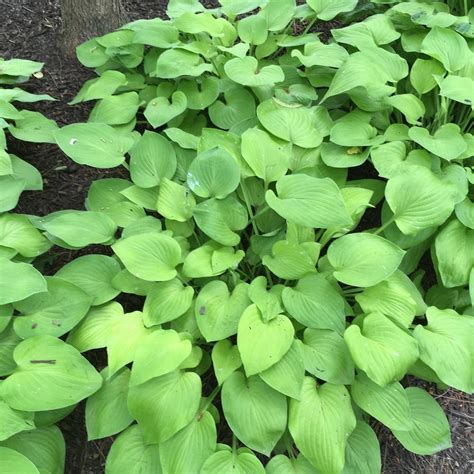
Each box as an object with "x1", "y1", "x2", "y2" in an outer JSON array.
[{"x1": 2, "y1": 0, "x2": 472, "y2": 472}]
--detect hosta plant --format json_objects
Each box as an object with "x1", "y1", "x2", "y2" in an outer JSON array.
[{"x1": 1, "y1": 0, "x2": 474, "y2": 472}]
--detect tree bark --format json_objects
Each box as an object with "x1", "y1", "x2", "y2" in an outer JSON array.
[{"x1": 61, "y1": 0, "x2": 128, "y2": 57}]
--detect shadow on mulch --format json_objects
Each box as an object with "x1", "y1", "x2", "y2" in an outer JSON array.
[{"x1": 1, "y1": 1, "x2": 472, "y2": 473}]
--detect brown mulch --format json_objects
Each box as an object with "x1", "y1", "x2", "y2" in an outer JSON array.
[{"x1": 1, "y1": 1, "x2": 472, "y2": 473}]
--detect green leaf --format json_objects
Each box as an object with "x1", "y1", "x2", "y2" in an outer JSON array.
[
  {"x1": 421, "y1": 26, "x2": 471, "y2": 73},
  {"x1": 160, "y1": 411, "x2": 216, "y2": 473},
  {"x1": 143, "y1": 279, "x2": 194, "y2": 326},
  {"x1": 434, "y1": 220, "x2": 474, "y2": 288},
  {"x1": 289, "y1": 378, "x2": 356, "y2": 473},
  {"x1": 43, "y1": 211, "x2": 117, "y2": 247},
  {"x1": 266, "y1": 454, "x2": 315, "y2": 474},
  {"x1": 266, "y1": 174, "x2": 351, "y2": 229},
  {"x1": 13, "y1": 277, "x2": 91, "y2": 338},
  {"x1": 238, "y1": 14, "x2": 268, "y2": 45},
  {"x1": 307, "y1": 0, "x2": 357, "y2": 20},
  {"x1": 328, "y1": 233, "x2": 405, "y2": 287},
  {"x1": 177, "y1": 77, "x2": 219, "y2": 110},
  {"x1": 209, "y1": 86, "x2": 256, "y2": 130},
  {"x1": 439, "y1": 74, "x2": 474, "y2": 106},
  {"x1": 130, "y1": 330, "x2": 192, "y2": 386},
  {"x1": 392, "y1": 388, "x2": 452, "y2": 455},
  {"x1": 86, "y1": 367, "x2": 133, "y2": 440},
  {"x1": 282, "y1": 274, "x2": 346, "y2": 333},
  {"x1": 67, "y1": 302, "x2": 123, "y2": 352},
  {"x1": 129, "y1": 131, "x2": 177, "y2": 188},
  {"x1": 127, "y1": 371, "x2": 201, "y2": 443},
  {"x1": 257, "y1": 99, "x2": 324, "y2": 148},
  {"x1": 321, "y1": 142, "x2": 369, "y2": 169},
  {"x1": 0, "y1": 447, "x2": 39, "y2": 473},
  {"x1": 409, "y1": 59, "x2": 445, "y2": 95},
  {"x1": 343, "y1": 421, "x2": 381, "y2": 474},
  {"x1": 292, "y1": 40, "x2": 348, "y2": 68},
  {"x1": 70, "y1": 70, "x2": 127, "y2": 104},
  {"x1": 0, "y1": 400, "x2": 35, "y2": 441},
  {"x1": 237, "y1": 305, "x2": 294, "y2": 376},
  {"x1": 144, "y1": 91, "x2": 187, "y2": 128},
  {"x1": 212, "y1": 340, "x2": 242, "y2": 385},
  {"x1": 196, "y1": 281, "x2": 250, "y2": 342},
  {"x1": 408, "y1": 124, "x2": 467, "y2": 161},
  {"x1": 1, "y1": 335, "x2": 102, "y2": 411},
  {"x1": 187, "y1": 147, "x2": 240, "y2": 199},
  {"x1": 384, "y1": 94, "x2": 425, "y2": 125},
  {"x1": 303, "y1": 329, "x2": 354, "y2": 384},
  {"x1": 330, "y1": 113, "x2": 383, "y2": 147},
  {"x1": 0, "y1": 259, "x2": 46, "y2": 305},
  {"x1": 222, "y1": 371, "x2": 287, "y2": 455},
  {"x1": 344, "y1": 312, "x2": 419, "y2": 386},
  {"x1": 90, "y1": 92, "x2": 139, "y2": 125},
  {"x1": 55, "y1": 123, "x2": 134, "y2": 168},
  {"x1": 259, "y1": 340, "x2": 305, "y2": 399},
  {"x1": 0, "y1": 425, "x2": 65, "y2": 474},
  {"x1": 0, "y1": 176, "x2": 26, "y2": 212},
  {"x1": 350, "y1": 372, "x2": 413, "y2": 430},
  {"x1": 225, "y1": 57, "x2": 283, "y2": 87},
  {"x1": 0, "y1": 213, "x2": 50, "y2": 257},
  {"x1": 112, "y1": 233, "x2": 181, "y2": 281},
  {"x1": 9, "y1": 111, "x2": 58, "y2": 143},
  {"x1": 105, "y1": 424, "x2": 161, "y2": 474},
  {"x1": 414, "y1": 307, "x2": 473, "y2": 393},
  {"x1": 385, "y1": 166, "x2": 460, "y2": 234},
  {"x1": 241, "y1": 128, "x2": 289, "y2": 183},
  {"x1": 201, "y1": 449, "x2": 265, "y2": 474}
]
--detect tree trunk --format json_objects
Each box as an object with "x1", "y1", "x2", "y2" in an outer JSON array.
[{"x1": 61, "y1": 0, "x2": 128, "y2": 57}]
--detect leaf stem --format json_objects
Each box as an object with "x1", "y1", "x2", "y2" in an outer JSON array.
[
  {"x1": 373, "y1": 217, "x2": 395, "y2": 236},
  {"x1": 200, "y1": 384, "x2": 222, "y2": 414}
]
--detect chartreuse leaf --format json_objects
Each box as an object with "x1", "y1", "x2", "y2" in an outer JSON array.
[
  {"x1": 127, "y1": 370, "x2": 201, "y2": 443},
  {"x1": 112, "y1": 232, "x2": 181, "y2": 281},
  {"x1": 344, "y1": 313, "x2": 419, "y2": 386},
  {"x1": 257, "y1": 99, "x2": 323, "y2": 148},
  {"x1": 421, "y1": 26, "x2": 471, "y2": 73},
  {"x1": 143, "y1": 278, "x2": 194, "y2": 326},
  {"x1": 289, "y1": 378, "x2": 356, "y2": 473},
  {"x1": 130, "y1": 330, "x2": 192, "y2": 386},
  {"x1": 222, "y1": 371, "x2": 287, "y2": 455},
  {"x1": 70, "y1": 70, "x2": 127, "y2": 104},
  {"x1": 89, "y1": 92, "x2": 139, "y2": 125},
  {"x1": 9, "y1": 111, "x2": 58, "y2": 143},
  {"x1": 86, "y1": 367, "x2": 133, "y2": 440},
  {"x1": 201, "y1": 449, "x2": 265, "y2": 474},
  {"x1": 55, "y1": 123, "x2": 134, "y2": 168},
  {"x1": 0, "y1": 425, "x2": 65, "y2": 474},
  {"x1": 414, "y1": 307, "x2": 473, "y2": 393},
  {"x1": 355, "y1": 270, "x2": 425, "y2": 328},
  {"x1": 259, "y1": 340, "x2": 305, "y2": 400},
  {"x1": 303, "y1": 329, "x2": 354, "y2": 384},
  {"x1": 225, "y1": 57, "x2": 284, "y2": 87},
  {"x1": 439, "y1": 75, "x2": 474, "y2": 106},
  {"x1": 160, "y1": 411, "x2": 216, "y2": 473},
  {"x1": 307, "y1": 0, "x2": 357, "y2": 20},
  {"x1": 0, "y1": 259, "x2": 46, "y2": 305},
  {"x1": 157, "y1": 178, "x2": 195, "y2": 222},
  {"x1": 67, "y1": 302, "x2": 124, "y2": 352},
  {"x1": 343, "y1": 421, "x2": 381, "y2": 474},
  {"x1": 0, "y1": 324, "x2": 20, "y2": 376},
  {"x1": 408, "y1": 125, "x2": 467, "y2": 161},
  {"x1": 237, "y1": 305, "x2": 294, "y2": 376},
  {"x1": 266, "y1": 174, "x2": 351, "y2": 229},
  {"x1": 435, "y1": 220, "x2": 474, "y2": 288},
  {"x1": 12, "y1": 277, "x2": 91, "y2": 338},
  {"x1": 144, "y1": 91, "x2": 187, "y2": 128},
  {"x1": 129, "y1": 131, "x2": 177, "y2": 188},
  {"x1": 328, "y1": 233, "x2": 405, "y2": 287},
  {"x1": 153, "y1": 49, "x2": 213, "y2": 79},
  {"x1": 0, "y1": 213, "x2": 50, "y2": 257},
  {"x1": 105, "y1": 424, "x2": 161, "y2": 474},
  {"x1": 209, "y1": 86, "x2": 256, "y2": 130},
  {"x1": 196, "y1": 280, "x2": 250, "y2": 341},
  {"x1": 392, "y1": 388, "x2": 452, "y2": 455},
  {"x1": 321, "y1": 142, "x2": 370, "y2": 169},
  {"x1": 0, "y1": 399, "x2": 35, "y2": 441},
  {"x1": 0, "y1": 447, "x2": 39, "y2": 473},
  {"x1": 177, "y1": 77, "x2": 219, "y2": 110},
  {"x1": 266, "y1": 454, "x2": 315, "y2": 474},
  {"x1": 282, "y1": 274, "x2": 346, "y2": 333},
  {"x1": 248, "y1": 276, "x2": 283, "y2": 322},
  {"x1": 409, "y1": 59, "x2": 445, "y2": 95},
  {"x1": 241, "y1": 128, "x2": 289, "y2": 183},
  {"x1": 385, "y1": 166, "x2": 460, "y2": 235},
  {"x1": 193, "y1": 196, "x2": 248, "y2": 246},
  {"x1": 55, "y1": 255, "x2": 120, "y2": 306},
  {"x1": 0, "y1": 176, "x2": 26, "y2": 213},
  {"x1": 292, "y1": 40, "x2": 348, "y2": 68},
  {"x1": 187, "y1": 147, "x2": 240, "y2": 199},
  {"x1": 212, "y1": 340, "x2": 242, "y2": 385},
  {"x1": 350, "y1": 372, "x2": 413, "y2": 431},
  {"x1": 1, "y1": 335, "x2": 102, "y2": 411},
  {"x1": 384, "y1": 94, "x2": 425, "y2": 125}
]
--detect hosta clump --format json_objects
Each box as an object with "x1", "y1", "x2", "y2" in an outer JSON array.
[{"x1": 2, "y1": 0, "x2": 473, "y2": 472}]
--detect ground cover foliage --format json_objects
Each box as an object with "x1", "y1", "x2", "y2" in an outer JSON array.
[{"x1": 0, "y1": 0, "x2": 473, "y2": 472}]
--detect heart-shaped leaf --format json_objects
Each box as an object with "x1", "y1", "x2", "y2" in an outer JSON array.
[{"x1": 225, "y1": 57, "x2": 284, "y2": 87}]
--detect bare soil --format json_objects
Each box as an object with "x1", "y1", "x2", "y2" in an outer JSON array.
[{"x1": 1, "y1": 1, "x2": 472, "y2": 472}]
